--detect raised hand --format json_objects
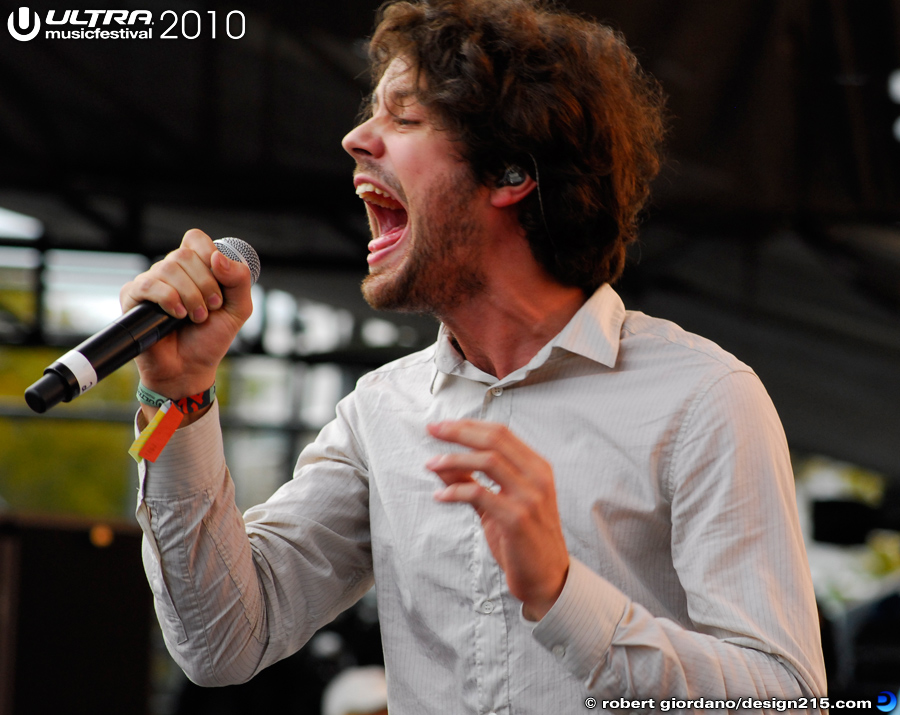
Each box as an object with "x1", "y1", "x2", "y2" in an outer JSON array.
[
  {"x1": 119, "y1": 229, "x2": 253, "y2": 403},
  {"x1": 427, "y1": 420, "x2": 570, "y2": 621}
]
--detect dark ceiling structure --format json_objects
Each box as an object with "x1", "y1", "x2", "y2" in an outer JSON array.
[{"x1": 1, "y1": 0, "x2": 899, "y2": 478}]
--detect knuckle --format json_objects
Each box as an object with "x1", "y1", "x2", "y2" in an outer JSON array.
[
  {"x1": 154, "y1": 259, "x2": 181, "y2": 283},
  {"x1": 136, "y1": 275, "x2": 157, "y2": 293},
  {"x1": 485, "y1": 424, "x2": 507, "y2": 449},
  {"x1": 532, "y1": 478, "x2": 554, "y2": 504},
  {"x1": 522, "y1": 492, "x2": 544, "y2": 518},
  {"x1": 168, "y1": 246, "x2": 195, "y2": 263},
  {"x1": 508, "y1": 501, "x2": 530, "y2": 525}
]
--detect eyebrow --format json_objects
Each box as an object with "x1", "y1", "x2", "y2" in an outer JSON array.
[
  {"x1": 379, "y1": 86, "x2": 418, "y2": 115},
  {"x1": 360, "y1": 87, "x2": 420, "y2": 124},
  {"x1": 388, "y1": 88, "x2": 415, "y2": 104}
]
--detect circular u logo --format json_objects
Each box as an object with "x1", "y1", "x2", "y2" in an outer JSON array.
[
  {"x1": 8, "y1": 7, "x2": 41, "y2": 42},
  {"x1": 878, "y1": 692, "x2": 899, "y2": 713}
]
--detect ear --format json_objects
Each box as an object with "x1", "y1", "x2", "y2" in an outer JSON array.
[{"x1": 490, "y1": 174, "x2": 537, "y2": 208}]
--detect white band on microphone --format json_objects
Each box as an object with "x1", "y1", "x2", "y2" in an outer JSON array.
[{"x1": 57, "y1": 349, "x2": 98, "y2": 394}]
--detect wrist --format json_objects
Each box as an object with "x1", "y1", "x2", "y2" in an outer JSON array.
[
  {"x1": 138, "y1": 375, "x2": 216, "y2": 400},
  {"x1": 137, "y1": 382, "x2": 215, "y2": 409},
  {"x1": 137, "y1": 381, "x2": 216, "y2": 428},
  {"x1": 140, "y1": 402, "x2": 212, "y2": 428},
  {"x1": 522, "y1": 562, "x2": 570, "y2": 622}
]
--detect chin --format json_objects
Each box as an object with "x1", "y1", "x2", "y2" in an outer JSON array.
[
  {"x1": 361, "y1": 259, "x2": 432, "y2": 314},
  {"x1": 361, "y1": 272, "x2": 423, "y2": 313}
]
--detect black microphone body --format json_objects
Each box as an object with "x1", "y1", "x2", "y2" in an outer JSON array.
[
  {"x1": 25, "y1": 237, "x2": 260, "y2": 414},
  {"x1": 25, "y1": 304, "x2": 186, "y2": 413}
]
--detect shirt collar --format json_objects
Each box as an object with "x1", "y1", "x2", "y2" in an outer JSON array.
[
  {"x1": 431, "y1": 284, "x2": 625, "y2": 390},
  {"x1": 551, "y1": 283, "x2": 624, "y2": 368}
]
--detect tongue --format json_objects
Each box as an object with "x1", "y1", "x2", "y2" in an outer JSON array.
[{"x1": 369, "y1": 224, "x2": 405, "y2": 253}]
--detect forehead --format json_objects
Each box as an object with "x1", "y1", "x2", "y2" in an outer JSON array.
[{"x1": 375, "y1": 56, "x2": 422, "y2": 108}]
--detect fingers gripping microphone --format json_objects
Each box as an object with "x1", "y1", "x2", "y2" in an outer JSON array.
[{"x1": 24, "y1": 237, "x2": 261, "y2": 414}]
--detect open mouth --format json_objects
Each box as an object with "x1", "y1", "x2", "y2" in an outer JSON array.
[{"x1": 355, "y1": 182, "x2": 409, "y2": 263}]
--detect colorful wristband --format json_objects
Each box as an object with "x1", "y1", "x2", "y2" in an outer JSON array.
[
  {"x1": 136, "y1": 382, "x2": 216, "y2": 414},
  {"x1": 130, "y1": 382, "x2": 216, "y2": 464}
]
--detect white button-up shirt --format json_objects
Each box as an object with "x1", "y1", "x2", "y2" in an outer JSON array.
[{"x1": 136, "y1": 285, "x2": 826, "y2": 714}]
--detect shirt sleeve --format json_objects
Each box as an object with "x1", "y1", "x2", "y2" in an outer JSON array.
[
  {"x1": 531, "y1": 370, "x2": 827, "y2": 708},
  {"x1": 135, "y1": 396, "x2": 374, "y2": 687}
]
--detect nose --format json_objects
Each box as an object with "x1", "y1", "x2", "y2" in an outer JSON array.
[{"x1": 342, "y1": 117, "x2": 384, "y2": 160}]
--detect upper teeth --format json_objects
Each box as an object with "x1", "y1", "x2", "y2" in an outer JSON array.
[
  {"x1": 355, "y1": 182, "x2": 403, "y2": 209},
  {"x1": 356, "y1": 182, "x2": 393, "y2": 199}
]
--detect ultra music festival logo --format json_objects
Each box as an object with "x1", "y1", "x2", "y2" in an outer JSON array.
[
  {"x1": 7, "y1": 6, "x2": 246, "y2": 41},
  {"x1": 7, "y1": 6, "x2": 40, "y2": 41}
]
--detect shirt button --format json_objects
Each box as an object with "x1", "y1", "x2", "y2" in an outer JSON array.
[
  {"x1": 552, "y1": 644, "x2": 566, "y2": 659},
  {"x1": 481, "y1": 600, "x2": 495, "y2": 614},
  {"x1": 491, "y1": 386, "x2": 503, "y2": 396}
]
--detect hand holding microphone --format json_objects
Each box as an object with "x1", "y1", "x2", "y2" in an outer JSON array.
[{"x1": 25, "y1": 230, "x2": 259, "y2": 413}]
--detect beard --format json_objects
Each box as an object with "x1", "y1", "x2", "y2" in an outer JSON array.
[{"x1": 361, "y1": 169, "x2": 487, "y2": 316}]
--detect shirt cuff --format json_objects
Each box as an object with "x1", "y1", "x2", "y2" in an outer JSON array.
[
  {"x1": 529, "y1": 556, "x2": 630, "y2": 681},
  {"x1": 137, "y1": 399, "x2": 226, "y2": 499}
]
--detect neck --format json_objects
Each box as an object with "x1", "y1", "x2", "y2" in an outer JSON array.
[
  {"x1": 427, "y1": 192, "x2": 588, "y2": 378},
  {"x1": 438, "y1": 273, "x2": 587, "y2": 379}
]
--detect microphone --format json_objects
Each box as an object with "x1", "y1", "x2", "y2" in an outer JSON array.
[{"x1": 24, "y1": 237, "x2": 261, "y2": 414}]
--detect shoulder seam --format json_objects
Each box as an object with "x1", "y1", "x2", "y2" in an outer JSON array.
[
  {"x1": 661, "y1": 367, "x2": 760, "y2": 501},
  {"x1": 620, "y1": 317, "x2": 744, "y2": 371}
]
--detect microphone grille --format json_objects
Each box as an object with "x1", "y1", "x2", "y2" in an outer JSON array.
[{"x1": 215, "y1": 237, "x2": 261, "y2": 284}]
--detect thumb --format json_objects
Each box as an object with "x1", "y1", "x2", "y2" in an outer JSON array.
[{"x1": 210, "y1": 248, "x2": 254, "y2": 320}]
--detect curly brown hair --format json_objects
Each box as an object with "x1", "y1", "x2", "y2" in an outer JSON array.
[{"x1": 365, "y1": 0, "x2": 667, "y2": 293}]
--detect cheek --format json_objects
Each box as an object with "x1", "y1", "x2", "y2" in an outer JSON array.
[{"x1": 392, "y1": 138, "x2": 448, "y2": 182}]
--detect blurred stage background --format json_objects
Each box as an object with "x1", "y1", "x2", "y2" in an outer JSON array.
[{"x1": 1, "y1": 0, "x2": 900, "y2": 712}]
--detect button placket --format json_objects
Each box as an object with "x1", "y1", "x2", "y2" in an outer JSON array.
[{"x1": 472, "y1": 381, "x2": 514, "y2": 715}]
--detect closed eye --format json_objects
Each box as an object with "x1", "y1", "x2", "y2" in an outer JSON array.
[{"x1": 394, "y1": 117, "x2": 421, "y2": 126}]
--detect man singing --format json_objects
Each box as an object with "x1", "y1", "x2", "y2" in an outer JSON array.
[{"x1": 122, "y1": 1, "x2": 826, "y2": 712}]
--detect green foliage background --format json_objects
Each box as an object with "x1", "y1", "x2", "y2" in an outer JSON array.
[{"x1": 0, "y1": 346, "x2": 138, "y2": 518}]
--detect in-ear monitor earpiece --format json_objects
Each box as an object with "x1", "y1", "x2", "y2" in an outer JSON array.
[{"x1": 498, "y1": 165, "x2": 527, "y2": 187}]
